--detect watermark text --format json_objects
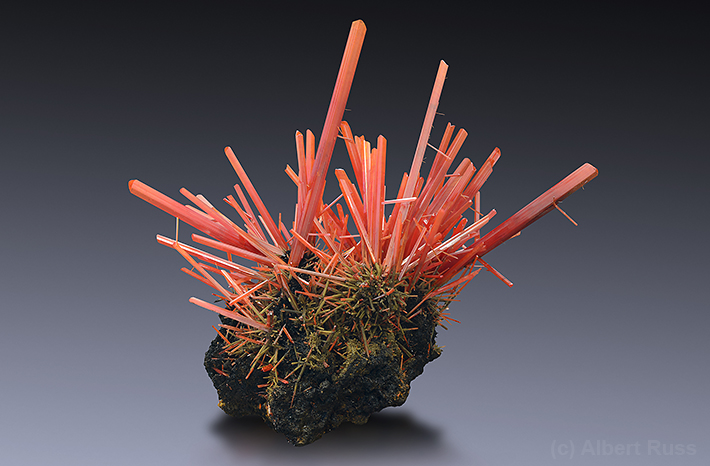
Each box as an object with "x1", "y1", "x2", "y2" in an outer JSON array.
[{"x1": 551, "y1": 440, "x2": 697, "y2": 459}]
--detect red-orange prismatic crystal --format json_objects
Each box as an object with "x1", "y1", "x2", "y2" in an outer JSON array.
[{"x1": 129, "y1": 19, "x2": 597, "y2": 444}]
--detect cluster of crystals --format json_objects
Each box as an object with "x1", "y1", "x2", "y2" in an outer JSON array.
[{"x1": 128, "y1": 19, "x2": 596, "y2": 381}]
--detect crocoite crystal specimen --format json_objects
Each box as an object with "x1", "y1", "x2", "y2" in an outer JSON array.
[{"x1": 129, "y1": 20, "x2": 597, "y2": 445}]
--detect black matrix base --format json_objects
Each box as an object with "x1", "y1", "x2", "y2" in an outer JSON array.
[{"x1": 204, "y1": 310, "x2": 442, "y2": 445}]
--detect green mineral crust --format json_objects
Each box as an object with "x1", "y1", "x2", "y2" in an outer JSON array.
[{"x1": 204, "y1": 261, "x2": 443, "y2": 445}]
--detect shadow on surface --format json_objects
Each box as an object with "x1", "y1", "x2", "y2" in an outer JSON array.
[{"x1": 211, "y1": 410, "x2": 458, "y2": 464}]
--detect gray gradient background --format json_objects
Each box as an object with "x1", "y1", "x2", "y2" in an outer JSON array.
[{"x1": 1, "y1": 3, "x2": 708, "y2": 465}]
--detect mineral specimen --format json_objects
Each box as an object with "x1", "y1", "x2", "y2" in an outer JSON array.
[{"x1": 129, "y1": 19, "x2": 597, "y2": 445}]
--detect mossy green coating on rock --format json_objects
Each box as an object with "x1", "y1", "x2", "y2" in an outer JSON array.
[{"x1": 204, "y1": 267, "x2": 444, "y2": 445}]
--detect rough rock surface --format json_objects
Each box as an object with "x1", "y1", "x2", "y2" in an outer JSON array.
[{"x1": 204, "y1": 309, "x2": 442, "y2": 445}]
